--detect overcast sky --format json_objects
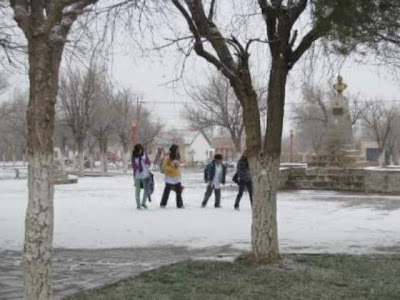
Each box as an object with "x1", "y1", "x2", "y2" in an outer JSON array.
[{"x1": 2, "y1": 2, "x2": 400, "y2": 138}]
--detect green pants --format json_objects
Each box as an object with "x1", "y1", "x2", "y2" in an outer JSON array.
[{"x1": 134, "y1": 178, "x2": 147, "y2": 207}]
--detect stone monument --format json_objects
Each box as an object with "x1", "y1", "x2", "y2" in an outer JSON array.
[
  {"x1": 309, "y1": 76, "x2": 367, "y2": 168},
  {"x1": 283, "y1": 76, "x2": 400, "y2": 194}
]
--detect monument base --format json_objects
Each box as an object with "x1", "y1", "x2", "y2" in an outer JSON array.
[
  {"x1": 309, "y1": 148, "x2": 373, "y2": 168},
  {"x1": 282, "y1": 166, "x2": 400, "y2": 194}
]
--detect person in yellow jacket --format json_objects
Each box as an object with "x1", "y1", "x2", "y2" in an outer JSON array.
[{"x1": 160, "y1": 144, "x2": 184, "y2": 208}]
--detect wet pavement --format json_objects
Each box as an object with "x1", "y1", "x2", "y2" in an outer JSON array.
[{"x1": 0, "y1": 246, "x2": 239, "y2": 300}]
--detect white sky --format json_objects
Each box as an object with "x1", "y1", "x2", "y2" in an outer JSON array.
[{"x1": 2, "y1": 2, "x2": 400, "y2": 137}]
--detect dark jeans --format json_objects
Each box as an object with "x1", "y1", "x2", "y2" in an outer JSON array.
[
  {"x1": 202, "y1": 184, "x2": 221, "y2": 207},
  {"x1": 160, "y1": 183, "x2": 184, "y2": 208},
  {"x1": 234, "y1": 181, "x2": 253, "y2": 208}
]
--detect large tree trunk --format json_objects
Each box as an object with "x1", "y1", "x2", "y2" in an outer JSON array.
[
  {"x1": 249, "y1": 154, "x2": 280, "y2": 261},
  {"x1": 101, "y1": 150, "x2": 107, "y2": 173},
  {"x1": 60, "y1": 150, "x2": 65, "y2": 173},
  {"x1": 100, "y1": 140, "x2": 108, "y2": 173},
  {"x1": 24, "y1": 38, "x2": 62, "y2": 299},
  {"x1": 77, "y1": 143, "x2": 84, "y2": 177},
  {"x1": 246, "y1": 58, "x2": 288, "y2": 263}
]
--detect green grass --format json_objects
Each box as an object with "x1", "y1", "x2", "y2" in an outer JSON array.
[{"x1": 67, "y1": 254, "x2": 400, "y2": 300}]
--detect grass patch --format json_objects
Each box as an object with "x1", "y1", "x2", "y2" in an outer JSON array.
[{"x1": 67, "y1": 254, "x2": 400, "y2": 300}]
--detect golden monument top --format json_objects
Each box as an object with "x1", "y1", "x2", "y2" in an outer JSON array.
[{"x1": 333, "y1": 75, "x2": 347, "y2": 95}]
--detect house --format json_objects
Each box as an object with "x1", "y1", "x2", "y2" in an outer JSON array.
[
  {"x1": 180, "y1": 129, "x2": 214, "y2": 163},
  {"x1": 212, "y1": 136, "x2": 236, "y2": 161},
  {"x1": 152, "y1": 129, "x2": 214, "y2": 164}
]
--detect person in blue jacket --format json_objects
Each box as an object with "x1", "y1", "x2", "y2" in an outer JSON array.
[{"x1": 201, "y1": 154, "x2": 227, "y2": 208}]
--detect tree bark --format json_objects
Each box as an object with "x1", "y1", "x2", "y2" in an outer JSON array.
[
  {"x1": 249, "y1": 154, "x2": 280, "y2": 262},
  {"x1": 101, "y1": 150, "x2": 107, "y2": 173},
  {"x1": 122, "y1": 148, "x2": 129, "y2": 174},
  {"x1": 100, "y1": 139, "x2": 108, "y2": 173},
  {"x1": 232, "y1": 135, "x2": 242, "y2": 154},
  {"x1": 77, "y1": 143, "x2": 84, "y2": 177},
  {"x1": 24, "y1": 37, "x2": 62, "y2": 299},
  {"x1": 246, "y1": 57, "x2": 288, "y2": 263},
  {"x1": 60, "y1": 150, "x2": 65, "y2": 173}
]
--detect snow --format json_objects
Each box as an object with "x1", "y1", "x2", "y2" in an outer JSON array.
[
  {"x1": 1, "y1": 171, "x2": 400, "y2": 254},
  {"x1": 364, "y1": 166, "x2": 400, "y2": 172}
]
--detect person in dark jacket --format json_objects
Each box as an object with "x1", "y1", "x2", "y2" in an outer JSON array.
[
  {"x1": 234, "y1": 150, "x2": 252, "y2": 210},
  {"x1": 201, "y1": 154, "x2": 226, "y2": 208}
]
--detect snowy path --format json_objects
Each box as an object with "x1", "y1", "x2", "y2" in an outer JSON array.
[{"x1": 1, "y1": 171, "x2": 400, "y2": 254}]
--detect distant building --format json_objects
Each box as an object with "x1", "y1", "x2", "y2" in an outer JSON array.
[
  {"x1": 211, "y1": 136, "x2": 237, "y2": 161},
  {"x1": 152, "y1": 128, "x2": 214, "y2": 164},
  {"x1": 359, "y1": 139, "x2": 390, "y2": 165}
]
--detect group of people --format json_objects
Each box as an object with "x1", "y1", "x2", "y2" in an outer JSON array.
[{"x1": 131, "y1": 144, "x2": 253, "y2": 210}]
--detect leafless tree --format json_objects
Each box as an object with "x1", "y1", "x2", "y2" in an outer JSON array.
[
  {"x1": 110, "y1": 89, "x2": 136, "y2": 173},
  {"x1": 58, "y1": 66, "x2": 100, "y2": 176},
  {"x1": 91, "y1": 80, "x2": 115, "y2": 173},
  {"x1": 168, "y1": 0, "x2": 359, "y2": 263},
  {"x1": 0, "y1": 90, "x2": 28, "y2": 164},
  {"x1": 137, "y1": 108, "x2": 162, "y2": 149},
  {"x1": 53, "y1": 116, "x2": 73, "y2": 172},
  {"x1": 361, "y1": 102, "x2": 400, "y2": 166},
  {"x1": 111, "y1": 90, "x2": 162, "y2": 172},
  {"x1": 0, "y1": 4, "x2": 26, "y2": 67},
  {"x1": 184, "y1": 74, "x2": 266, "y2": 153},
  {"x1": 86, "y1": 132, "x2": 97, "y2": 170},
  {"x1": 8, "y1": 0, "x2": 101, "y2": 297}
]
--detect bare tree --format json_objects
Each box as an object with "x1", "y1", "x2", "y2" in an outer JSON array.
[
  {"x1": 86, "y1": 132, "x2": 97, "y2": 170},
  {"x1": 137, "y1": 108, "x2": 162, "y2": 149},
  {"x1": 168, "y1": 0, "x2": 357, "y2": 263},
  {"x1": 111, "y1": 90, "x2": 162, "y2": 172},
  {"x1": 58, "y1": 66, "x2": 99, "y2": 176},
  {"x1": 91, "y1": 82, "x2": 115, "y2": 173},
  {"x1": 111, "y1": 89, "x2": 136, "y2": 173},
  {"x1": 8, "y1": 0, "x2": 100, "y2": 297},
  {"x1": 53, "y1": 116, "x2": 73, "y2": 172},
  {"x1": 0, "y1": 90, "x2": 28, "y2": 165},
  {"x1": 184, "y1": 74, "x2": 266, "y2": 153},
  {"x1": 0, "y1": 4, "x2": 25, "y2": 67},
  {"x1": 361, "y1": 102, "x2": 399, "y2": 166}
]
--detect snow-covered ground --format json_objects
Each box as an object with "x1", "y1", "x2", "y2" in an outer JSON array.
[{"x1": 1, "y1": 171, "x2": 400, "y2": 254}]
